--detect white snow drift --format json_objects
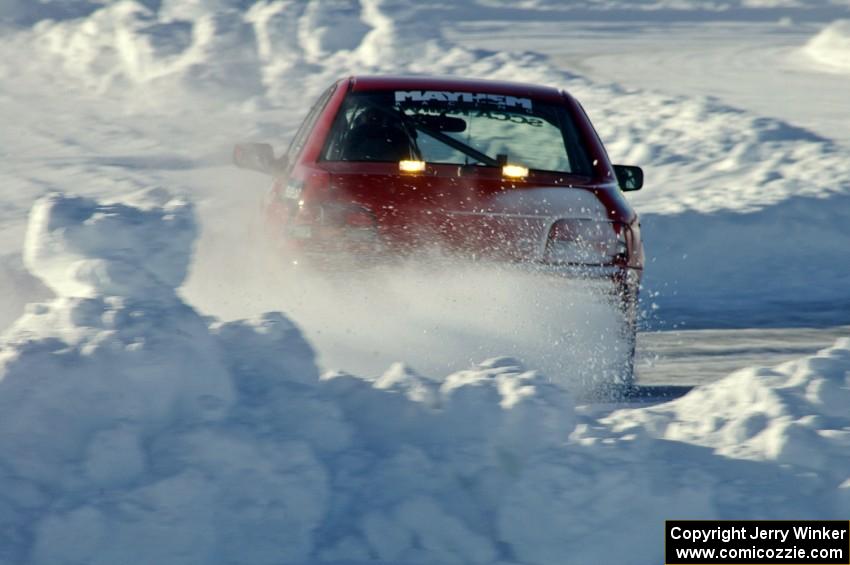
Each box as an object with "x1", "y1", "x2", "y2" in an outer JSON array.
[
  {"x1": 24, "y1": 189, "x2": 196, "y2": 299},
  {"x1": 604, "y1": 339, "x2": 850, "y2": 472},
  {"x1": 803, "y1": 19, "x2": 850, "y2": 73},
  {"x1": 1, "y1": 189, "x2": 848, "y2": 565}
]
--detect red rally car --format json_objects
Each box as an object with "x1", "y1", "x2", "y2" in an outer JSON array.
[{"x1": 234, "y1": 75, "x2": 644, "y2": 382}]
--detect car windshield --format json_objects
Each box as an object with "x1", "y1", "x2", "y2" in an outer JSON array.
[{"x1": 321, "y1": 90, "x2": 592, "y2": 175}]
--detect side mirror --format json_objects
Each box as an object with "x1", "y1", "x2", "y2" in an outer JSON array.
[
  {"x1": 233, "y1": 143, "x2": 287, "y2": 175},
  {"x1": 613, "y1": 164, "x2": 643, "y2": 191}
]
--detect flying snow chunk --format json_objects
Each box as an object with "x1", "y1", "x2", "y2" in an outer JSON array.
[{"x1": 24, "y1": 188, "x2": 196, "y2": 298}]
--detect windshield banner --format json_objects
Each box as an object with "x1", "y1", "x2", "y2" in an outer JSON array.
[{"x1": 394, "y1": 90, "x2": 533, "y2": 112}]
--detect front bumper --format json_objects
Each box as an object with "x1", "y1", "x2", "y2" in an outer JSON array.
[{"x1": 284, "y1": 246, "x2": 640, "y2": 290}]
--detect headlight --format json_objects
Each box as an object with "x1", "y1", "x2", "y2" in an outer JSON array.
[{"x1": 545, "y1": 219, "x2": 628, "y2": 264}]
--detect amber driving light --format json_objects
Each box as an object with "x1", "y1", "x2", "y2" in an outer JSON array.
[
  {"x1": 399, "y1": 160, "x2": 426, "y2": 173},
  {"x1": 502, "y1": 164, "x2": 529, "y2": 178}
]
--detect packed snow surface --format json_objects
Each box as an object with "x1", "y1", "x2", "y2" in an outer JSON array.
[{"x1": 0, "y1": 0, "x2": 849, "y2": 563}]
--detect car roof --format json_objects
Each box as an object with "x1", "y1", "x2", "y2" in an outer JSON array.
[{"x1": 348, "y1": 75, "x2": 567, "y2": 104}]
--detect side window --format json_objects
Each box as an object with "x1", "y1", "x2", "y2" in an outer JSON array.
[
  {"x1": 321, "y1": 100, "x2": 359, "y2": 161},
  {"x1": 285, "y1": 84, "x2": 337, "y2": 168}
]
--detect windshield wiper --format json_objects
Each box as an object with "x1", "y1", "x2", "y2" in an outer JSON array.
[
  {"x1": 356, "y1": 99, "x2": 501, "y2": 167},
  {"x1": 411, "y1": 122, "x2": 500, "y2": 167}
]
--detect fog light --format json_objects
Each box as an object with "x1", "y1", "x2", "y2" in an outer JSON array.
[
  {"x1": 502, "y1": 164, "x2": 529, "y2": 179},
  {"x1": 399, "y1": 160, "x2": 426, "y2": 173}
]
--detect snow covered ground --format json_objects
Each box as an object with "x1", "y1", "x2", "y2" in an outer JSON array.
[{"x1": 0, "y1": 0, "x2": 849, "y2": 563}]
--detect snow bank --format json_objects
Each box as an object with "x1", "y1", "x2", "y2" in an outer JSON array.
[
  {"x1": 25, "y1": 0, "x2": 555, "y2": 106},
  {"x1": 0, "y1": 190, "x2": 576, "y2": 564},
  {"x1": 604, "y1": 337, "x2": 850, "y2": 473},
  {"x1": 0, "y1": 191, "x2": 233, "y2": 485},
  {"x1": 33, "y1": 1, "x2": 263, "y2": 99},
  {"x1": 0, "y1": 254, "x2": 49, "y2": 332},
  {"x1": 2, "y1": 189, "x2": 849, "y2": 564},
  {"x1": 24, "y1": 188, "x2": 196, "y2": 299},
  {"x1": 803, "y1": 19, "x2": 850, "y2": 73},
  {"x1": 642, "y1": 192, "x2": 850, "y2": 327}
]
